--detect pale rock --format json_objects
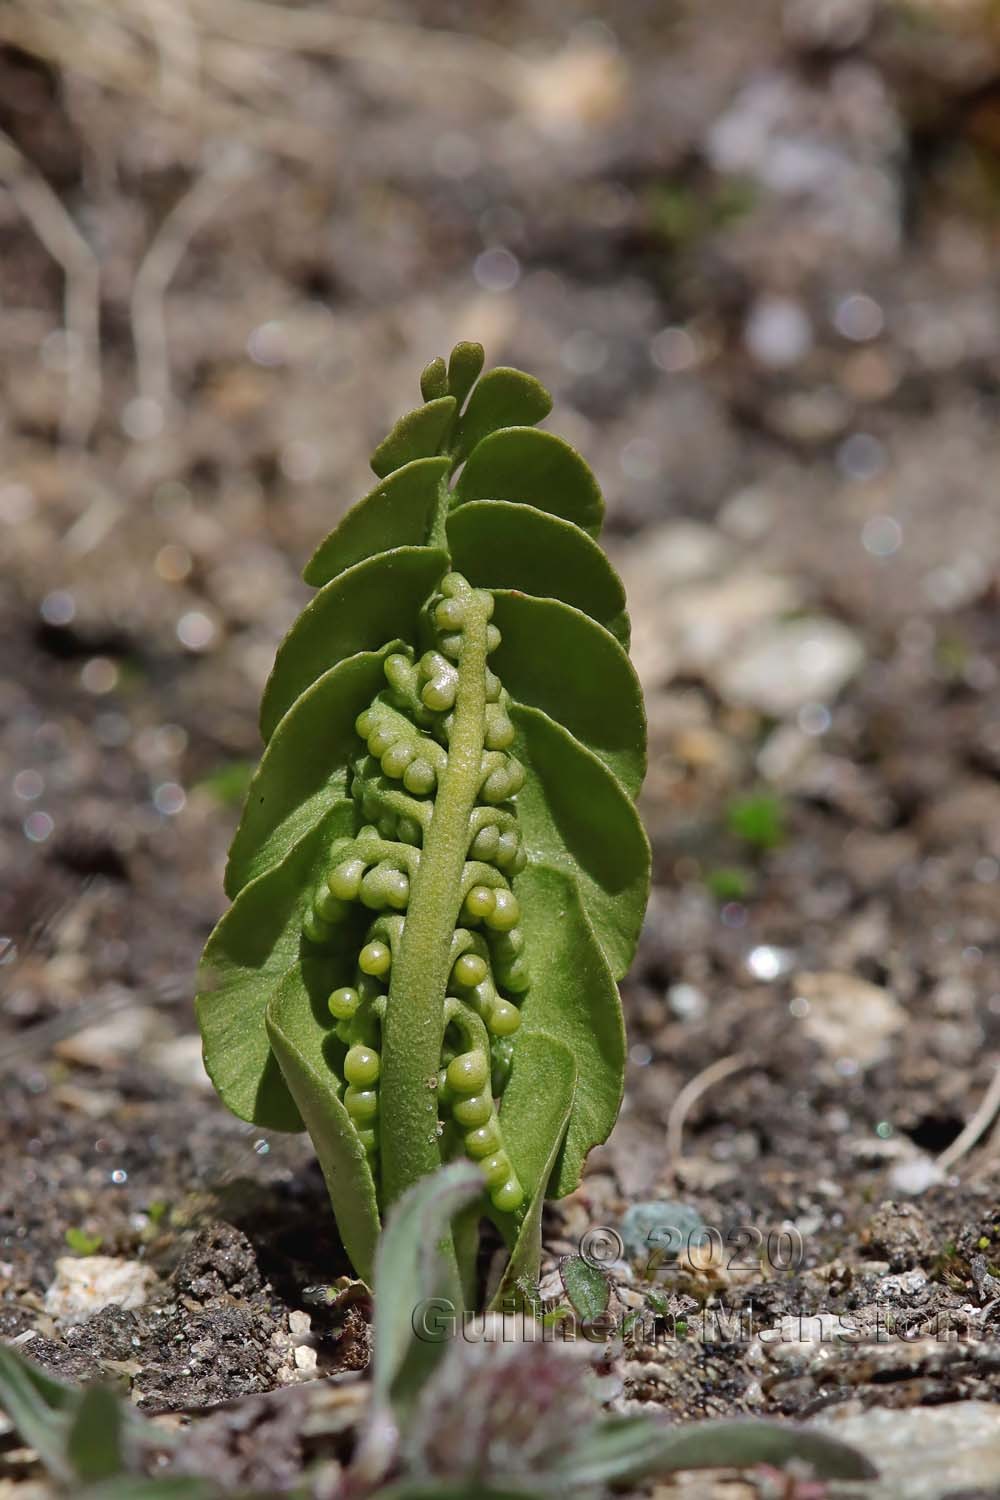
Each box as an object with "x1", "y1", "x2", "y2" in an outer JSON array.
[
  {"x1": 148, "y1": 1032, "x2": 213, "y2": 1092},
  {"x1": 919, "y1": 779, "x2": 1000, "y2": 849},
  {"x1": 756, "y1": 723, "x2": 814, "y2": 782},
  {"x1": 519, "y1": 39, "x2": 630, "y2": 135},
  {"x1": 671, "y1": 575, "x2": 802, "y2": 679},
  {"x1": 51, "y1": 1084, "x2": 120, "y2": 1119},
  {"x1": 617, "y1": 523, "x2": 806, "y2": 698},
  {"x1": 54, "y1": 1004, "x2": 158, "y2": 1070},
  {"x1": 718, "y1": 485, "x2": 778, "y2": 542},
  {"x1": 629, "y1": 568, "x2": 800, "y2": 693},
  {"x1": 293, "y1": 1344, "x2": 318, "y2": 1375},
  {"x1": 760, "y1": 1311, "x2": 858, "y2": 1360},
  {"x1": 764, "y1": 387, "x2": 852, "y2": 445},
  {"x1": 45, "y1": 1256, "x2": 156, "y2": 1322},
  {"x1": 813, "y1": 1401, "x2": 1000, "y2": 1499},
  {"x1": 618, "y1": 521, "x2": 734, "y2": 596},
  {"x1": 888, "y1": 1156, "x2": 946, "y2": 1197},
  {"x1": 743, "y1": 295, "x2": 813, "y2": 369},
  {"x1": 793, "y1": 971, "x2": 903, "y2": 1069},
  {"x1": 714, "y1": 616, "x2": 864, "y2": 716}
]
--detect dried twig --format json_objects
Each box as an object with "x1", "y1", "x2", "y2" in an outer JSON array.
[
  {"x1": 0, "y1": 0, "x2": 531, "y2": 163},
  {"x1": 130, "y1": 155, "x2": 249, "y2": 417},
  {"x1": 665, "y1": 1052, "x2": 754, "y2": 1168},
  {"x1": 195, "y1": 0, "x2": 530, "y2": 100},
  {"x1": 0, "y1": 126, "x2": 102, "y2": 446},
  {"x1": 0, "y1": 6, "x2": 325, "y2": 162}
]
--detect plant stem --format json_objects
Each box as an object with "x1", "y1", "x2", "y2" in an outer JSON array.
[{"x1": 379, "y1": 585, "x2": 489, "y2": 1211}]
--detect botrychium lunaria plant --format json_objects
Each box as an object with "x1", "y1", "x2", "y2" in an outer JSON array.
[{"x1": 196, "y1": 342, "x2": 650, "y2": 1301}]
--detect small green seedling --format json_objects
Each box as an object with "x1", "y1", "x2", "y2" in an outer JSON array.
[
  {"x1": 725, "y1": 792, "x2": 786, "y2": 852},
  {"x1": 64, "y1": 1228, "x2": 104, "y2": 1257},
  {"x1": 196, "y1": 344, "x2": 650, "y2": 1296},
  {"x1": 704, "y1": 866, "x2": 754, "y2": 903}
]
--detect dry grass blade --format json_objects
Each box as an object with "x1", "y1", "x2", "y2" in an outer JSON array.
[
  {"x1": 140, "y1": 0, "x2": 201, "y2": 108},
  {"x1": 0, "y1": 127, "x2": 101, "y2": 447},
  {"x1": 195, "y1": 0, "x2": 530, "y2": 98},
  {"x1": 0, "y1": 3, "x2": 326, "y2": 162},
  {"x1": 0, "y1": 0, "x2": 531, "y2": 168},
  {"x1": 665, "y1": 1052, "x2": 754, "y2": 1170},
  {"x1": 131, "y1": 156, "x2": 250, "y2": 416},
  {"x1": 935, "y1": 1061, "x2": 1000, "y2": 1173}
]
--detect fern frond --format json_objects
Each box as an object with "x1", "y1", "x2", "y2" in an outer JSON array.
[{"x1": 196, "y1": 344, "x2": 650, "y2": 1285}]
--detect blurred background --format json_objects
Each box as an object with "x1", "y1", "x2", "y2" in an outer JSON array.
[{"x1": 2, "y1": 0, "x2": 1000, "y2": 1418}]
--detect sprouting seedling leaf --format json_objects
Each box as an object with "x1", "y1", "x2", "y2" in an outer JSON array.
[
  {"x1": 65, "y1": 1227, "x2": 104, "y2": 1256},
  {"x1": 705, "y1": 866, "x2": 754, "y2": 902},
  {"x1": 351, "y1": 1161, "x2": 484, "y2": 1488},
  {"x1": 372, "y1": 1159, "x2": 483, "y2": 1417},
  {"x1": 726, "y1": 792, "x2": 786, "y2": 851},
  {"x1": 67, "y1": 1385, "x2": 124, "y2": 1481},
  {"x1": 195, "y1": 343, "x2": 650, "y2": 1299},
  {"x1": 559, "y1": 1255, "x2": 610, "y2": 1324}
]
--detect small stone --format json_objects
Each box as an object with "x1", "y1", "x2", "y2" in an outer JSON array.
[
  {"x1": 715, "y1": 617, "x2": 865, "y2": 717},
  {"x1": 743, "y1": 295, "x2": 813, "y2": 369},
  {"x1": 45, "y1": 1256, "x2": 156, "y2": 1322},
  {"x1": 54, "y1": 1006, "x2": 158, "y2": 1069},
  {"x1": 793, "y1": 970, "x2": 903, "y2": 1070},
  {"x1": 862, "y1": 1201, "x2": 934, "y2": 1271},
  {"x1": 812, "y1": 1401, "x2": 1000, "y2": 1500},
  {"x1": 756, "y1": 723, "x2": 814, "y2": 783},
  {"x1": 746, "y1": 945, "x2": 796, "y2": 982},
  {"x1": 619, "y1": 520, "x2": 733, "y2": 593},
  {"x1": 761, "y1": 1311, "x2": 858, "y2": 1360},
  {"x1": 620, "y1": 1201, "x2": 706, "y2": 1263},
  {"x1": 667, "y1": 982, "x2": 708, "y2": 1020},
  {"x1": 919, "y1": 780, "x2": 1000, "y2": 849},
  {"x1": 519, "y1": 38, "x2": 630, "y2": 135},
  {"x1": 293, "y1": 1344, "x2": 318, "y2": 1375},
  {"x1": 888, "y1": 1157, "x2": 945, "y2": 1198}
]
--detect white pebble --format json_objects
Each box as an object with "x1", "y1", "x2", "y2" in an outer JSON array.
[
  {"x1": 888, "y1": 1157, "x2": 945, "y2": 1197},
  {"x1": 44, "y1": 1256, "x2": 157, "y2": 1322},
  {"x1": 744, "y1": 296, "x2": 813, "y2": 370}
]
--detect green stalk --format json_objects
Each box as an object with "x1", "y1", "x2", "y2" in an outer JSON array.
[{"x1": 379, "y1": 586, "x2": 490, "y2": 1210}]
